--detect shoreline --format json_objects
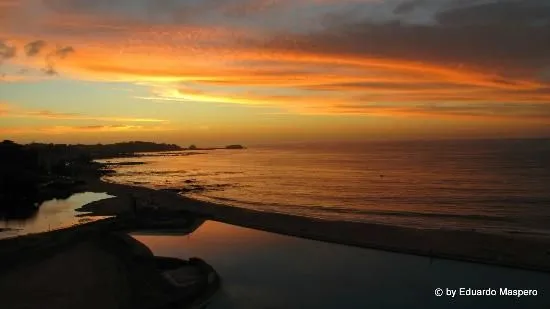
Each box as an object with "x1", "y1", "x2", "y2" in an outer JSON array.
[{"x1": 79, "y1": 168, "x2": 550, "y2": 273}]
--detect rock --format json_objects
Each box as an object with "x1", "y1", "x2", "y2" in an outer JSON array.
[{"x1": 225, "y1": 144, "x2": 245, "y2": 149}]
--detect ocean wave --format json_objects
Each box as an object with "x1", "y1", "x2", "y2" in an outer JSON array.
[{"x1": 192, "y1": 194, "x2": 516, "y2": 224}]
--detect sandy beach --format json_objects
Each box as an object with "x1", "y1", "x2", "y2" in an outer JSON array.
[{"x1": 77, "y1": 166, "x2": 550, "y2": 273}]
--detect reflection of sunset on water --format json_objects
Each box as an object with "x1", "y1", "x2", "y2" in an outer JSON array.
[
  {"x1": 0, "y1": 192, "x2": 111, "y2": 238},
  {"x1": 136, "y1": 220, "x2": 286, "y2": 256},
  {"x1": 134, "y1": 221, "x2": 550, "y2": 309}
]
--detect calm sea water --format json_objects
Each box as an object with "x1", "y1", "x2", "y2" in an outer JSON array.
[{"x1": 101, "y1": 139, "x2": 550, "y2": 235}]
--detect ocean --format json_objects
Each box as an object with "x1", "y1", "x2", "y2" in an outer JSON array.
[{"x1": 100, "y1": 139, "x2": 550, "y2": 236}]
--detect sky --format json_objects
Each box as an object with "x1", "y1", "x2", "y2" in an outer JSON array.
[{"x1": 1, "y1": 0, "x2": 550, "y2": 145}]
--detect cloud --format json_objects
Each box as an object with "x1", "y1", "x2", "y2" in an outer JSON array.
[
  {"x1": 42, "y1": 66, "x2": 57, "y2": 76},
  {"x1": 42, "y1": 0, "x2": 111, "y2": 12},
  {"x1": 61, "y1": 125, "x2": 142, "y2": 131},
  {"x1": 322, "y1": 102, "x2": 550, "y2": 123},
  {"x1": 221, "y1": 0, "x2": 288, "y2": 18},
  {"x1": 0, "y1": 124, "x2": 172, "y2": 135},
  {"x1": 0, "y1": 101, "x2": 9, "y2": 115},
  {"x1": 22, "y1": 110, "x2": 168, "y2": 123},
  {"x1": 393, "y1": 0, "x2": 429, "y2": 14},
  {"x1": 0, "y1": 40, "x2": 16, "y2": 60},
  {"x1": 40, "y1": 0, "x2": 289, "y2": 23},
  {"x1": 53, "y1": 46, "x2": 75, "y2": 58},
  {"x1": 135, "y1": 83, "x2": 550, "y2": 122},
  {"x1": 40, "y1": 124, "x2": 172, "y2": 134},
  {"x1": 0, "y1": 73, "x2": 48, "y2": 83},
  {"x1": 137, "y1": 85, "x2": 320, "y2": 107},
  {"x1": 0, "y1": 0, "x2": 20, "y2": 22},
  {"x1": 0, "y1": 38, "x2": 75, "y2": 76},
  {"x1": 24, "y1": 40, "x2": 47, "y2": 57},
  {"x1": 255, "y1": 18, "x2": 550, "y2": 77},
  {"x1": 436, "y1": 0, "x2": 550, "y2": 26},
  {"x1": 1, "y1": 0, "x2": 550, "y2": 126},
  {"x1": 0, "y1": 102, "x2": 168, "y2": 123},
  {"x1": 44, "y1": 45, "x2": 75, "y2": 75}
]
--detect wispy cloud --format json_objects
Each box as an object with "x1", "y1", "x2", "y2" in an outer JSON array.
[
  {"x1": 43, "y1": 45, "x2": 75, "y2": 75},
  {"x1": 24, "y1": 40, "x2": 47, "y2": 57},
  {"x1": 0, "y1": 40, "x2": 16, "y2": 61},
  {"x1": 135, "y1": 83, "x2": 550, "y2": 123},
  {"x1": 0, "y1": 124, "x2": 172, "y2": 135},
  {"x1": 40, "y1": 124, "x2": 170, "y2": 133},
  {"x1": 0, "y1": 100, "x2": 173, "y2": 136},
  {"x1": 0, "y1": 102, "x2": 168, "y2": 123}
]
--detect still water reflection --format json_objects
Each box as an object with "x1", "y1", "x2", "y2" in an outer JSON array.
[
  {"x1": 133, "y1": 221, "x2": 550, "y2": 309},
  {"x1": 0, "y1": 192, "x2": 112, "y2": 239}
]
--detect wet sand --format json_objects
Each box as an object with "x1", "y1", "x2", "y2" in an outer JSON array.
[{"x1": 81, "y1": 175, "x2": 550, "y2": 273}]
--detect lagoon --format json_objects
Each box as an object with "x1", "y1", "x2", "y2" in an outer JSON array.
[
  {"x1": 134, "y1": 220, "x2": 550, "y2": 309},
  {"x1": 0, "y1": 192, "x2": 112, "y2": 239}
]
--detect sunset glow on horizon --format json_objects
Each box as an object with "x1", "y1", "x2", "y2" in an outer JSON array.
[{"x1": 1, "y1": 0, "x2": 550, "y2": 145}]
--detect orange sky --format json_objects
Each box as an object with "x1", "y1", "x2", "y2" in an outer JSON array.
[{"x1": 1, "y1": 0, "x2": 549, "y2": 144}]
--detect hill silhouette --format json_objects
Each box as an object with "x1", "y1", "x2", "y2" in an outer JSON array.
[{"x1": 0, "y1": 140, "x2": 182, "y2": 219}]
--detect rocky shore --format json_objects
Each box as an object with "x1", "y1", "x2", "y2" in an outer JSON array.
[{"x1": 0, "y1": 140, "x2": 184, "y2": 221}]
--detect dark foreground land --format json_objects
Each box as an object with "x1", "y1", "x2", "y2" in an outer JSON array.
[
  {"x1": 0, "y1": 140, "x2": 220, "y2": 309},
  {"x1": 0, "y1": 216, "x2": 219, "y2": 309},
  {"x1": 0, "y1": 140, "x2": 183, "y2": 220}
]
